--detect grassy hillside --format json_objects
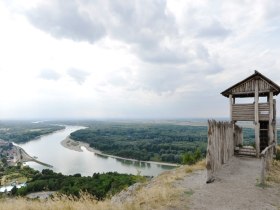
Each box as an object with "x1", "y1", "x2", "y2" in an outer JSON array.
[{"x1": 0, "y1": 160, "x2": 206, "y2": 210}]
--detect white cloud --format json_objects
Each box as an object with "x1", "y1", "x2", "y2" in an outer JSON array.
[{"x1": 0, "y1": 0, "x2": 280, "y2": 119}]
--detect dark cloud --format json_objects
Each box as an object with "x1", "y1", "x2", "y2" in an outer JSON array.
[
  {"x1": 23, "y1": 0, "x2": 228, "y2": 80},
  {"x1": 107, "y1": 1, "x2": 176, "y2": 42},
  {"x1": 24, "y1": 0, "x2": 184, "y2": 64},
  {"x1": 67, "y1": 68, "x2": 90, "y2": 84},
  {"x1": 26, "y1": 0, "x2": 105, "y2": 43},
  {"x1": 39, "y1": 69, "x2": 61, "y2": 80},
  {"x1": 107, "y1": 1, "x2": 181, "y2": 64}
]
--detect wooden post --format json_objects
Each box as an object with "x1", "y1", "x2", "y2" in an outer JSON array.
[
  {"x1": 229, "y1": 95, "x2": 236, "y2": 146},
  {"x1": 273, "y1": 99, "x2": 277, "y2": 146},
  {"x1": 269, "y1": 92, "x2": 273, "y2": 144},
  {"x1": 260, "y1": 155, "x2": 265, "y2": 185},
  {"x1": 229, "y1": 94, "x2": 233, "y2": 122},
  {"x1": 255, "y1": 79, "x2": 260, "y2": 157}
]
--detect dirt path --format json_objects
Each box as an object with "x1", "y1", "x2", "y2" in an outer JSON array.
[{"x1": 175, "y1": 156, "x2": 280, "y2": 210}]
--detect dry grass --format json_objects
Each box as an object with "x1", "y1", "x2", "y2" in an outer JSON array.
[
  {"x1": 0, "y1": 160, "x2": 206, "y2": 210},
  {"x1": 267, "y1": 159, "x2": 280, "y2": 184}
]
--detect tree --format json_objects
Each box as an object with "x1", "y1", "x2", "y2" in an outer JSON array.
[
  {"x1": 194, "y1": 148, "x2": 201, "y2": 161},
  {"x1": 1, "y1": 157, "x2": 7, "y2": 167},
  {"x1": 11, "y1": 186, "x2": 17, "y2": 196},
  {"x1": 182, "y1": 152, "x2": 195, "y2": 165}
]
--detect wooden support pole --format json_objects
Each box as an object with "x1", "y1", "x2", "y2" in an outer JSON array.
[
  {"x1": 260, "y1": 155, "x2": 265, "y2": 185},
  {"x1": 255, "y1": 79, "x2": 260, "y2": 157},
  {"x1": 229, "y1": 94, "x2": 233, "y2": 122},
  {"x1": 273, "y1": 99, "x2": 277, "y2": 146},
  {"x1": 269, "y1": 92, "x2": 273, "y2": 144}
]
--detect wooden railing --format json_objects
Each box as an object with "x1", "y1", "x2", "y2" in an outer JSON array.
[
  {"x1": 232, "y1": 103, "x2": 270, "y2": 121},
  {"x1": 260, "y1": 142, "x2": 276, "y2": 185}
]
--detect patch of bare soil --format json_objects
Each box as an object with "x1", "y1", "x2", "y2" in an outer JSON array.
[{"x1": 175, "y1": 156, "x2": 280, "y2": 210}]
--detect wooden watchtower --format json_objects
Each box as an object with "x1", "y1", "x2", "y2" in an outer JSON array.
[{"x1": 221, "y1": 71, "x2": 280, "y2": 157}]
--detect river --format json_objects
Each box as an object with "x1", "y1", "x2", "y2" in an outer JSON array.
[{"x1": 19, "y1": 126, "x2": 176, "y2": 176}]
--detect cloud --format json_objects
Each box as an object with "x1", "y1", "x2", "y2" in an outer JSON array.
[
  {"x1": 25, "y1": 0, "x2": 106, "y2": 43},
  {"x1": 23, "y1": 0, "x2": 186, "y2": 64},
  {"x1": 3, "y1": 0, "x2": 280, "y2": 119},
  {"x1": 39, "y1": 69, "x2": 61, "y2": 81},
  {"x1": 196, "y1": 20, "x2": 231, "y2": 39},
  {"x1": 67, "y1": 68, "x2": 90, "y2": 85}
]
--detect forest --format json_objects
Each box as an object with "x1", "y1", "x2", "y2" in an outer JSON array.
[
  {"x1": 70, "y1": 122, "x2": 208, "y2": 164},
  {"x1": 70, "y1": 121, "x2": 280, "y2": 164},
  {"x1": 1, "y1": 166, "x2": 141, "y2": 200},
  {"x1": 0, "y1": 121, "x2": 64, "y2": 143}
]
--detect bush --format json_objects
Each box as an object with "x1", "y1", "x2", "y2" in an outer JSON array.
[
  {"x1": 182, "y1": 148, "x2": 202, "y2": 165},
  {"x1": 275, "y1": 146, "x2": 280, "y2": 161}
]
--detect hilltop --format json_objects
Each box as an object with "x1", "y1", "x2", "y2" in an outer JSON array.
[{"x1": 1, "y1": 156, "x2": 280, "y2": 210}]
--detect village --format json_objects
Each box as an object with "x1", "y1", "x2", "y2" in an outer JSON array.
[
  {"x1": 0, "y1": 139, "x2": 25, "y2": 193},
  {"x1": 0, "y1": 139, "x2": 18, "y2": 166}
]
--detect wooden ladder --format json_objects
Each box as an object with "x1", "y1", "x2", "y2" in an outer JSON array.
[{"x1": 235, "y1": 146, "x2": 257, "y2": 157}]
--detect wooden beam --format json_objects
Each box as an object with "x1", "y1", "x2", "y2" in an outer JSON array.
[
  {"x1": 269, "y1": 92, "x2": 273, "y2": 144},
  {"x1": 274, "y1": 99, "x2": 277, "y2": 146},
  {"x1": 229, "y1": 94, "x2": 233, "y2": 122},
  {"x1": 255, "y1": 79, "x2": 260, "y2": 157}
]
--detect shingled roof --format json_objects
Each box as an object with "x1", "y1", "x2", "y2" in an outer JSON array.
[{"x1": 221, "y1": 71, "x2": 280, "y2": 98}]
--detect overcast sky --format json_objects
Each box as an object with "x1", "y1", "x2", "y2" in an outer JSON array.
[{"x1": 1, "y1": 0, "x2": 280, "y2": 120}]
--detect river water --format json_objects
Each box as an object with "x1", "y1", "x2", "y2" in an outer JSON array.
[{"x1": 19, "y1": 126, "x2": 176, "y2": 176}]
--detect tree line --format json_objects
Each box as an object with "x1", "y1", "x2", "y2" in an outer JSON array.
[
  {"x1": 0, "y1": 121, "x2": 64, "y2": 143},
  {"x1": 70, "y1": 122, "x2": 208, "y2": 164}
]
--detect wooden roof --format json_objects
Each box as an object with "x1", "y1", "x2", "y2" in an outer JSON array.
[{"x1": 221, "y1": 71, "x2": 280, "y2": 98}]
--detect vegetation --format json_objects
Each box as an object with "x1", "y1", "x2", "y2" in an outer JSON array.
[
  {"x1": 182, "y1": 148, "x2": 202, "y2": 165},
  {"x1": 70, "y1": 122, "x2": 208, "y2": 164},
  {"x1": 0, "y1": 121, "x2": 64, "y2": 143},
  {"x1": 0, "y1": 166, "x2": 142, "y2": 200},
  {"x1": 276, "y1": 145, "x2": 280, "y2": 161},
  {"x1": 266, "y1": 146, "x2": 280, "y2": 183},
  {"x1": 0, "y1": 160, "x2": 206, "y2": 210},
  {"x1": 70, "y1": 121, "x2": 280, "y2": 164}
]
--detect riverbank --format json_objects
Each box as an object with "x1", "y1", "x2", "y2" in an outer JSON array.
[
  {"x1": 13, "y1": 144, "x2": 53, "y2": 168},
  {"x1": 61, "y1": 136, "x2": 180, "y2": 167}
]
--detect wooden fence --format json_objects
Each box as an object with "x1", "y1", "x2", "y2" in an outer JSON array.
[
  {"x1": 206, "y1": 120, "x2": 243, "y2": 183},
  {"x1": 260, "y1": 142, "x2": 276, "y2": 185}
]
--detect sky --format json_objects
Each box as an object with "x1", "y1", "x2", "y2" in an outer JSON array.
[{"x1": 1, "y1": 0, "x2": 280, "y2": 120}]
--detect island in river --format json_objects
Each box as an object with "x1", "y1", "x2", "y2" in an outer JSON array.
[{"x1": 60, "y1": 136, "x2": 179, "y2": 167}]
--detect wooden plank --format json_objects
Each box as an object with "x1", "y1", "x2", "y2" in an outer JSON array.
[{"x1": 259, "y1": 116, "x2": 269, "y2": 121}]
